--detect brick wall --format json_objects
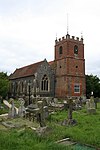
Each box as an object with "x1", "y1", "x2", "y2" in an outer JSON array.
[{"x1": 54, "y1": 35, "x2": 86, "y2": 98}]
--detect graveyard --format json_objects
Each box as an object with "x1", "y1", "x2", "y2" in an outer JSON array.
[{"x1": 0, "y1": 96, "x2": 100, "y2": 150}]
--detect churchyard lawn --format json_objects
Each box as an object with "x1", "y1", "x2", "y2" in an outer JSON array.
[{"x1": 0, "y1": 102, "x2": 100, "y2": 150}]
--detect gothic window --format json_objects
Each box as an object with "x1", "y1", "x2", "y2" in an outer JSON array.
[
  {"x1": 59, "y1": 46, "x2": 63, "y2": 55},
  {"x1": 24, "y1": 80, "x2": 27, "y2": 93},
  {"x1": 12, "y1": 82, "x2": 15, "y2": 93},
  {"x1": 74, "y1": 84, "x2": 80, "y2": 93},
  {"x1": 15, "y1": 82, "x2": 18, "y2": 93},
  {"x1": 18, "y1": 81, "x2": 20, "y2": 94},
  {"x1": 41, "y1": 75, "x2": 49, "y2": 91},
  {"x1": 27, "y1": 80, "x2": 31, "y2": 93},
  {"x1": 74, "y1": 45, "x2": 78, "y2": 54},
  {"x1": 21, "y1": 81, "x2": 23, "y2": 93}
]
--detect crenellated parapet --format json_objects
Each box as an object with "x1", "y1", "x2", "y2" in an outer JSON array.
[{"x1": 55, "y1": 34, "x2": 83, "y2": 45}]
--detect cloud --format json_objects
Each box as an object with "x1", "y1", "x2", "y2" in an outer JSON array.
[{"x1": 0, "y1": 0, "x2": 100, "y2": 77}]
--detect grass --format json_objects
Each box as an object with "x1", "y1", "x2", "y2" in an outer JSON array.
[
  {"x1": 0, "y1": 129, "x2": 72, "y2": 150},
  {"x1": 0, "y1": 101, "x2": 100, "y2": 149},
  {"x1": 48, "y1": 103, "x2": 100, "y2": 148}
]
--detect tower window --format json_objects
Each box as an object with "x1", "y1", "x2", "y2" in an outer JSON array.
[
  {"x1": 74, "y1": 84, "x2": 80, "y2": 93},
  {"x1": 74, "y1": 45, "x2": 78, "y2": 54},
  {"x1": 59, "y1": 46, "x2": 63, "y2": 54}
]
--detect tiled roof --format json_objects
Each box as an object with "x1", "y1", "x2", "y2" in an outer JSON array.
[
  {"x1": 9, "y1": 60, "x2": 44, "y2": 79},
  {"x1": 49, "y1": 60, "x2": 54, "y2": 65}
]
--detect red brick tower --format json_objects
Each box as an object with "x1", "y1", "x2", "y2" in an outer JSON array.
[{"x1": 54, "y1": 34, "x2": 85, "y2": 98}]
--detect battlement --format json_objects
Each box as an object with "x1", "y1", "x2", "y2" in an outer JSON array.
[{"x1": 55, "y1": 34, "x2": 83, "y2": 44}]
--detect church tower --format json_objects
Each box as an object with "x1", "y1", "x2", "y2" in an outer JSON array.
[{"x1": 54, "y1": 34, "x2": 85, "y2": 98}]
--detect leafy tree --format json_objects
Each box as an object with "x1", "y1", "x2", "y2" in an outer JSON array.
[
  {"x1": 0, "y1": 72, "x2": 9, "y2": 99},
  {"x1": 86, "y1": 74, "x2": 100, "y2": 98}
]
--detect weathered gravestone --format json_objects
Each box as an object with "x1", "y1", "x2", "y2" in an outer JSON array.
[
  {"x1": 67, "y1": 98, "x2": 73, "y2": 125},
  {"x1": 86, "y1": 96, "x2": 96, "y2": 114},
  {"x1": 62, "y1": 97, "x2": 77, "y2": 126},
  {"x1": 94, "y1": 97, "x2": 99, "y2": 109},
  {"x1": 18, "y1": 98, "x2": 26, "y2": 117},
  {"x1": 8, "y1": 98, "x2": 17, "y2": 118},
  {"x1": 26, "y1": 98, "x2": 49, "y2": 127},
  {"x1": 37, "y1": 101, "x2": 46, "y2": 127}
]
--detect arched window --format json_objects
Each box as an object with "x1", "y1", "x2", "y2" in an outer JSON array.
[
  {"x1": 21, "y1": 81, "x2": 23, "y2": 93},
  {"x1": 74, "y1": 45, "x2": 78, "y2": 54},
  {"x1": 41, "y1": 75, "x2": 49, "y2": 91},
  {"x1": 59, "y1": 46, "x2": 63, "y2": 54},
  {"x1": 24, "y1": 80, "x2": 27, "y2": 94},
  {"x1": 15, "y1": 82, "x2": 18, "y2": 93}
]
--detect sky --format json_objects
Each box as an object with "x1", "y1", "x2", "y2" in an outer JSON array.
[{"x1": 0, "y1": 0, "x2": 100, "y2": 77}]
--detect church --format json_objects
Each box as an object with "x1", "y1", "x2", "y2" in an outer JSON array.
[{"x1": 9, "y1": 33, "x2": 86, "y2": 99}]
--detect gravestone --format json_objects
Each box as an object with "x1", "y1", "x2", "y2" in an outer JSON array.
[
  {"x1": 86, "y1": 96, "x2": 96, "y2": 114},
  {"x1": 63, "y1": 100, "x2": 68, "y2": 110},
  {"x1": 18, "y1": 98, "x2": 26, "y2": 117},
  {"x1": 37, "y1": 101, "x2": 46, "y2": 127},
  {"x1": 54, "y1": 98, "x2": 58, "y2": 103},
  {"x1": 67, "y1": 98, "x2": 73, "y2": 124},
  {"x1": 94, "y1": 97, "x2": 99, "y2": 109},
  {"x1": 67, "y1": 97, "x2": 77, "y2": 125},
  {"x1": 8, "y1": 98, "x2": 17, "y2": 118},
  {"x1": 26, "y1": 97, "x2": 48, "y2": 127},
  {"x1": 62, "y1": 97, "x2": 77, "y2": 126}
]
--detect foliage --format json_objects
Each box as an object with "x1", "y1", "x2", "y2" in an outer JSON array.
[
  {"x1": 0, "y1": 72, "x2": 9, "y2": 99},
  {"x1": 86, "y1": 74, "x2": 100, "y2": 98}
]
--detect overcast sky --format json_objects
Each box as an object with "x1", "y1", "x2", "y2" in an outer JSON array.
[{"x1": 0, "y1": 0, "x2": 100, "y2": 77}]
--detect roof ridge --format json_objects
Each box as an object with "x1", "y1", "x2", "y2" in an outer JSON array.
[{"x1": 16, "y1": 60, "x2": 44, "y2": 70}]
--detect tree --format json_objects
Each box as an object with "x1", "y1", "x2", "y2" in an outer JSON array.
[
  {"x1": 0, "y1": 72, "x2": 9, "y2": 99},
  {"x1": 86, "y1": 74, "x2": 100, "y2": 98}
]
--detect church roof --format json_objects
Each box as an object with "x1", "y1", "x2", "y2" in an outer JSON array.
[
  {"x1": 9, "y1": 60, "x2": 44, "y2": 79},
  {"x1": 49, "y1": 60, "x2": 54, "y2": 65}
]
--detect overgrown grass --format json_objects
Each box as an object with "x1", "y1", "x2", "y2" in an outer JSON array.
[
  {"x1": 0, "y1": 102, "x2": 100, "y2": 149},
  {"x1": 0, "y1": 129, "x2": 72, "y2": 150},
  {"x1": 0, "y1": 103, "x2": 9, "y2": 114},
  {"x1": 48, "y1": 103, "x2": 100, "y2": 148}
]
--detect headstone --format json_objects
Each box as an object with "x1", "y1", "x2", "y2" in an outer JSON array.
[
  {"x1": 45, "y1": 97, "x2": 53, "y2": 105},
  {"x1": 54, "y1": 98, "x2": 58, "y2": 104},
  {"x1": 67, "y1": 98, "x2": 73, "y2": 121},
  {"x1": 8, "y1": 98, "x2": 17, "y2": 118},
  {"x1": 67, "y1": 98, "x2": 76, "y2": 125},
  {"x1": 18, "y1": 99, "x2": 26, "y2": 117},
  {"x1": 94, "y1": 97, "x2": 98, "y2": 109},
  {"x1": 86, "y1": 96, "x2": 96, "y2": 114},
  {"x1": 43, "y1": 105, "x2": 49, "y2": 119},
  {"x1": 37, "y1": 101, "x2": 46, "y2": 127}
]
